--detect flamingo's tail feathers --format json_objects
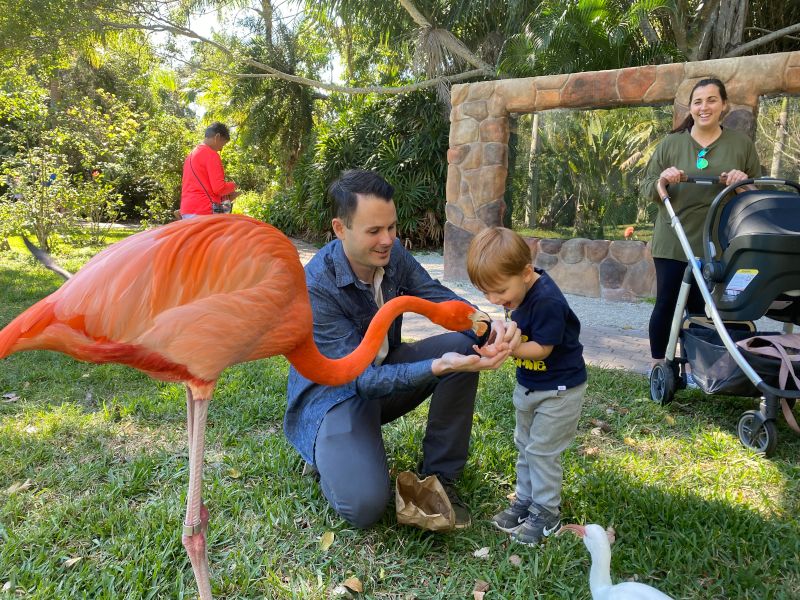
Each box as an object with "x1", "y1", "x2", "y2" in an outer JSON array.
[
  {"x1": 0, "y1": 300, "x2": 57, "y2": 359},
  {"x1": 22, "y1": 235, "x2": 72, "y2": 280}
]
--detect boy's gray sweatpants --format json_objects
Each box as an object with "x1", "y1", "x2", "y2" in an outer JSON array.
[{"x1": 513, "y1": 381, "x2": 586, "y2": 515}]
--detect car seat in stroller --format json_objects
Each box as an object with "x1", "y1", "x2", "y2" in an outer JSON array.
[
  {"x1": 649, "y1": 176, "x2": 800, "y2": 457},
  {"x1": 701, "y1": 185, "x2": 800, "y2": 324}
]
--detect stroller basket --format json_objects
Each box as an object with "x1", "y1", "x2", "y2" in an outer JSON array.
[{"x1": 682, "y1": 328, "x2": 788, "y2": 395}]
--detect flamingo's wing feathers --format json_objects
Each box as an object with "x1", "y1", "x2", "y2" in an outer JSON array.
[{"x1": 3, "y1": 216, "x2": 312, "y2": 381}]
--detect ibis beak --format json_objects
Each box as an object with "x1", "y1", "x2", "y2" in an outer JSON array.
[{"x1": 557, "y1": 524, "x2": 586, "y2": 537}]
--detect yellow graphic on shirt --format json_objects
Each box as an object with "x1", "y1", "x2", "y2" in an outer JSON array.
[{"x1": 513, "y1": 334, "x2": 548, "y2": 371}]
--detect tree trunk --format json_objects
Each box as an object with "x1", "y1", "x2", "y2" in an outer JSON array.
[
  {"x1": 525, "y1": 113, "x2": 542, "y2": 228},
  {"x1": 770, "y1": 96, "x2": 790, "y2": 177},
  {"x1": 261, "y1": 0, "x2": 273, "y2": 44},
  {"x1": 710, "y1": 0, "x2": 748, "y2": 58},
  {"x1": 503, "y1": 115, "x2": 518, "y2": 228}
]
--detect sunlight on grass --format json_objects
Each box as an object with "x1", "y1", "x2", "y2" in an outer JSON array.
[{"x1": 2, "y1": 236, "x2": 799, "y2": 598}]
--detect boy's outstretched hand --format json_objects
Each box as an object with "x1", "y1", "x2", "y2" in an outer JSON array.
[{"x1": 473, "y1": 319, "x2": 521, "y2": 359}]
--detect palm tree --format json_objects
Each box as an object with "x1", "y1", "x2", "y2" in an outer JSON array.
[{"x1": 499, "y1": 0, "x2": 679, "y2": 76}]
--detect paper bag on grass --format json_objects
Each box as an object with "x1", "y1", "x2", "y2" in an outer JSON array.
[{"x1": 395, "y1": 471, "x2": 455, "y2": 531}]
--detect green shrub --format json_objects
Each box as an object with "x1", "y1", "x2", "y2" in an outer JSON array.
[{"x1": 267, "y1": 90, "x2": 450, "y2": 248}]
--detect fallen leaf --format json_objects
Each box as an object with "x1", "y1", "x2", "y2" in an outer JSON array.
[
  {"x1": 64, "y1": 556, "x2": 83, "y2": 567},
  {"x1": 578, "y1": 446, "x2": 599, "y2": 457},
  {"x1": 623, "y1": 437, "x2": 636, "y2": 446},
  {"x1": 473, "y1": 547, "x2": 490, "y2": 559},
  {"x1": 343, "y1": 577, "x2": 363, "y2": 593},
  {"x1": 617, "y1": 407, "x2": 630, "y2": 415},
  {"x1": 6, "y1": 479, "x2": 32, "y2": 494},
  {"x1": 508, "y1": 554, "x2": 523, "y2": 567},
  {"x1": 319, "y1": 531, "x2": 335, "y2": 551},
  {"x1": 606, "y1": 526, "x2": 616, "y2": 544},
  {"x1": 590, "y1": 427, "x2": 603, "y2": 436},
  {"x1": 2, "y1": 392, "x2": 19, "y2": 402},
  {"x1": 473, "y1": 579, "x2": 490, "y2": 599},
  {"x1": 227, "y1": 468, "x2": 241, "y2": 479},
  {"x1": 506, "y1": 491, "x2": 516, "y2": 502},
  {"x1": 330, "y1": 585, "x2": 350, "y2": 597},
  {"x1": 2, "y1": 581, "x2": 11, "y2": 592},
  {"x1": 23, "y1": 425, "x2": 38, "y2": 434},
  {"x1": 664, "y1": 415, "x2": 676, "y2": 425}
]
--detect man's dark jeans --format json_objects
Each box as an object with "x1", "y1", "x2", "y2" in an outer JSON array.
[{"x1": 313, "y1": 332, "x2": 479, "y2": 528}]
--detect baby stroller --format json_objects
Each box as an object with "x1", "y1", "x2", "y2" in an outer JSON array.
[{"x1": 649, "y1": 175, "x2": 800, "y2": 456}]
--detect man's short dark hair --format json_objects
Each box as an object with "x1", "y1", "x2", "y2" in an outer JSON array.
[
  {"x1": 205, "y1": 122, "x2": 230, "y2": 140},
  {"x1": 329, "y1": 169, "x2": 394, "y2": 227}
]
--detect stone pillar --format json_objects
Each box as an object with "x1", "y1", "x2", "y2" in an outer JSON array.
[{"x1": 444, "y1": 81, "x2": 509, "y2": 280}]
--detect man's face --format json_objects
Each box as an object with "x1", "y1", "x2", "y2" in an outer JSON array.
[
  {"x1": 332, "y1": 193, "x2": 397, "y2": 282},
  {"x1": 207, "y1": 134, "x2": 229, "y2": 152}
]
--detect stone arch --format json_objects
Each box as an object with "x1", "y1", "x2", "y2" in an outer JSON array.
[{"x1": 444, "y1": 51, "x2": 800, "y2": 281}]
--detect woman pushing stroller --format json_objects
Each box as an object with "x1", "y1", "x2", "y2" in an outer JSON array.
[{"x1": 641, "y1": 77, "x2": 763, "y2": 369}]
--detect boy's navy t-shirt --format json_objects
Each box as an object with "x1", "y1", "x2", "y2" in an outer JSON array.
[{"x1": 511, "y1": 269, "x2": 587, "y2": 391}]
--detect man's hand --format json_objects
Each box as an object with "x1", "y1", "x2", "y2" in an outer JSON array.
[{"x1": 431, "y1": 348, "x2": 511, "y2": 376}]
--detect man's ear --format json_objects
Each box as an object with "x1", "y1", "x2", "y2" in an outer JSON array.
[{"x1": 332, "y1": 218, "x2": 346, "y2": 240}]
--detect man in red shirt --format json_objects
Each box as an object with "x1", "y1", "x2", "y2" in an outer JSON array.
[{"x1": 179, "y1": 122, "x2": 238, "y2": 218}]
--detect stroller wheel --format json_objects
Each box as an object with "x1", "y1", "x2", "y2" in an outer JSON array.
[
  {"x1": 649, "y1": 362, "x2": 676, "y2": 405},
  {"x1": 737, "y1": 410, "x2": 778, "y2": 457}
]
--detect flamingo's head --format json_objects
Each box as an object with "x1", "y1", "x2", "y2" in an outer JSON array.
[
  {"x1": 558, "y1": 523, "x2": 615, "y2": 554},
  {"x1": 435, "y1": 300, "x2": 491, "y2": 343}
]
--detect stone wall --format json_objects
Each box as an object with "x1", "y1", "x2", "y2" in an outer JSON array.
[
  {"x1": 524, "y1": 237, "x2": 655, "y2": 301},
  {"x1": 444, "y1": 51, "x2": 800, "y2": 288}
]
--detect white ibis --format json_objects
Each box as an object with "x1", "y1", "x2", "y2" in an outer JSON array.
[{"x1": 559, "y1": 524, "x2": 674, "y2": 600}]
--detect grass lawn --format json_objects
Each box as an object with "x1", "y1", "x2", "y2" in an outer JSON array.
[
  {"x1": 1, "y1": 235, "x2": 799, "y2": 599},
  {"x1": 516, "y1": 222, "x2": 654, "y2": 244}
]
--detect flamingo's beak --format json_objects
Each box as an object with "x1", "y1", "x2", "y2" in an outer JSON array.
[
  {"x1": 469, "y1": 311, "x2": 492, "y2": 346},
  {"x1": 557, "y1": 524, "x2": 586, "y2": 538}
]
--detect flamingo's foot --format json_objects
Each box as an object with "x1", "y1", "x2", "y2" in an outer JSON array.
[{"x1": 183, "y1": 514, "x2": 212, "y2": 600}]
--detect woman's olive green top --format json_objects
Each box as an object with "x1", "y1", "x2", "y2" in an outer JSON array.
[{"x1": 641, "y1": 128, "x2": 761, "y2": 261}]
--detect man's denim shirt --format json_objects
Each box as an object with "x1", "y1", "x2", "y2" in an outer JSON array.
[{"x1": 284, "y1": 238, "x2": 476, "y2": 464}]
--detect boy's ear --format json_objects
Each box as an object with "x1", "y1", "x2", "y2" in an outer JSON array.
[{"x1": 522, "y1": 263, "x2": 535, "y2": 281}]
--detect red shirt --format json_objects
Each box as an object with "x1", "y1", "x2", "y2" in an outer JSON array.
[{"x1": 180, "y1": 144, "x2": 236, "y2": 215}]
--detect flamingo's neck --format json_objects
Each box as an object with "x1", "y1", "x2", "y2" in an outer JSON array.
[
  {"x1": 285, "y1": 296, "x2": 467, "y2": 386},
  {"x1": 588, "y1": 543, "x2": 613, "y2": 598}
]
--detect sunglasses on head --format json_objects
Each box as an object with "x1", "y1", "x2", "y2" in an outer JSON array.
[{"x1": 696, "y1": 148, "x2": 709, "y2": 170}]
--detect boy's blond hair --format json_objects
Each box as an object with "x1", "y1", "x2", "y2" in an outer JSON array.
[{"x1": 466, "y1": 226, "x2": 532, "y2": 291}]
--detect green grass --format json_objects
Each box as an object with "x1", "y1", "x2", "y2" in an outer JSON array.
[{"x1": 1, "y1": 237, "x2": 799, "y2": 599}]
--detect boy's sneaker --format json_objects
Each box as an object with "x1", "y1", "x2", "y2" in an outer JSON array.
[
  {"x1": 511, "y1": 508, "x2": 561, "y2": 546},
  {"x1": 440, "y1": 481, "x2": 471, "y2": 529},
  {"x1": 490, "y1": 498, "x2": 531, "y2": 533}
]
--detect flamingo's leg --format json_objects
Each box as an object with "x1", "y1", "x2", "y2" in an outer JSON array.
[
  {"x1": 186, "y1": 388, "x2": 210, "y2": 532},
  {"x1": 182, "y1": 394, "x2": 212, "y2": 600}
]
